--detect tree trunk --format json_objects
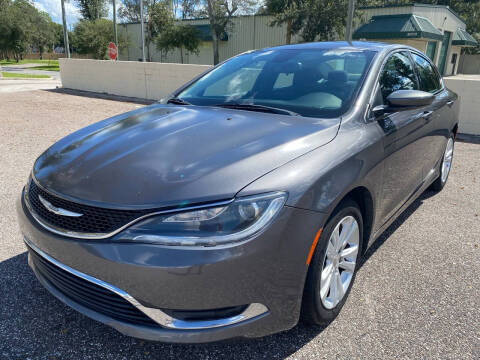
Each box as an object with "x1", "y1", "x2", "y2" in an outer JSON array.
[
  {"x1": 205, "y1": 0, "x2": 220, "y2": 65},
  {"x1": 212, "y1": 32, "x2": 219, "y2": 65},
  {"x1": 180, "y1": 47, "x2": 184, "y2": 64},
  {"x1": 146, "y1": 40, "x2": 151, "y2": 62},
  {"x1": 146, "y1": 19, "x2": 151, "y2": 62},
  {"x1": 286, "y1": 19, "x2": 292, "y2": 45}
]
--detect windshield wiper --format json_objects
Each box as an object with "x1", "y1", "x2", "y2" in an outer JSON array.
[
  {"x1": 167, "y1": 97, "x2": 191, "y2": 105},
  {"x1": 214, "y1": 103, "x2": 299, "y2": 116}
]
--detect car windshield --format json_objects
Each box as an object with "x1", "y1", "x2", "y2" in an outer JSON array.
[{"x1": 175, "y1": 47, "x2": 376, "y2": 118}]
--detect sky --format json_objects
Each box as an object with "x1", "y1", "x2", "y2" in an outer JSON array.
[
  {"x1": 32, "y1": 0, "x2": 260, "y2": 28},
  {"x1": 33, "y1": 0, "x2": 113, "y2": 28}
]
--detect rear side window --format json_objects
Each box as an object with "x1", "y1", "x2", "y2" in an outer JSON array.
[
  {"x1": 379, "y1": 52, "x2": 418, "y2": 102},
  {"x1": 411, "y1": 53, "x2": 442, "y2": 93}
]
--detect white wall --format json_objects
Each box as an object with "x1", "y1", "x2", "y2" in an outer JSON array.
[
  {"x1": 444, "y1": 76, "x2": 480, "y2": 135},
  {"x1": 59, "y1": 58, "x2": 211, "y2": 100},
  {"x1": 458, "y1": 54, "x2": 480, "y2": 74}
]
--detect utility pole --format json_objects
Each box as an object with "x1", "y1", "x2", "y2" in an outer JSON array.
[
  {"x1": 113, "y1": 0, "x2": 118, "y2": 58},
  {"x1": 346, "y1": 0, "x2": 355, "y2": 42},
  {"x1": 61, "y1": 0, "x2": 70, "y2": 58},
  {"x1": 140, "y1": 0, "x2": 146, "y2": 62}
]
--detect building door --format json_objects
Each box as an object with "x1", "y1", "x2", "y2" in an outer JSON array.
[
  {"x1": 426, "y1": 41, "x2": 437, "y2": 61},
  {"x1": 437, "y1": 31, "x2": 452, "y2": 75}
]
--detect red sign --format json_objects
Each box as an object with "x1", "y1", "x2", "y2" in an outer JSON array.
[{"x1": 108, "y1": 42, "x2": 117, "y2": 60}]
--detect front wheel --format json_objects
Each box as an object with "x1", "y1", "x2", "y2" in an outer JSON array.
[
  {"x1": 301, "y1": 199, "x2": 363, "y2": 325},
  {"x1": 431, "y1": 135, "x2": 454, "y2": 192}
]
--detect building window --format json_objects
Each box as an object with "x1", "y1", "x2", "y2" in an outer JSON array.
[{"x1": 426, "y1": 41, "x2": 437, "y2": 61}]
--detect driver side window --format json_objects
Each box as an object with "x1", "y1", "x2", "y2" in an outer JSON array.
[{"x1": 379, "y1": 52, "x2": 418, "y2": 103}]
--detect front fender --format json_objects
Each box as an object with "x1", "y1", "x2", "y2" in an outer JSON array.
[{"x1": 238, "y1": 118, "x2": 385, "y2": 229}]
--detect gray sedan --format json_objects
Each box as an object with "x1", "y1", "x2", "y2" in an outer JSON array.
[{"x1": 17, "y1": 41, "x2": 458, "y2": 343}]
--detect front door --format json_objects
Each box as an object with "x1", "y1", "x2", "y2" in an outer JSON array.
[
  {"x1": 375, "y1": 51, "x2": 429, "y2": 223},
  {"x1": 410, "y1": 52, "x2": 453, "y2": 180}
]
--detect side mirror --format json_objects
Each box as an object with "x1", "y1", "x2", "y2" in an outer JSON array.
[
  {"x1": 387, "y1": 90, "x2": 434, "y2": 108},
  {"x1": 371, "y1": 104, "x2": 387, "y2": 118}
]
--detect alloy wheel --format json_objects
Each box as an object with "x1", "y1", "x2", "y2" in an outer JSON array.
[
  {"x1": 320, "y1": 216, "x2": 360, "y2": 309},
  {"x1": 441, "y1": 138, "x2": 454, "y2": 183}
]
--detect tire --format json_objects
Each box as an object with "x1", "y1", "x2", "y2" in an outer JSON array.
[
  {"x1": 301, "y1": 199, "x2": 363, "y2": 325},
  {"x1": 430, "y1": 135, "x2": 454, "y2": 192}
]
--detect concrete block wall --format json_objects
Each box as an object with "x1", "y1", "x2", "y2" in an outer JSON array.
[
  {"x1": 59, "y1": 59, "x2": 212, "y2": 100},
  {"x1": 444, "y1": 76, "x2": 480, "y2": 135},
  {"x1": 458, "y1": 54, "x2": 480, "y2": 75}
]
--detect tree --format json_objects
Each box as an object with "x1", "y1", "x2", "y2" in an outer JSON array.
[
  {"x1": 117, "y1": 0, "x2": 147, "y2": 22},
  {"x1": 0, "y1": 0, "x2": 51, "y2": 61},
  {"x1": 264, "y1": 0, "x2": 305, "y2": 44},
  {"x1": 146, "y1": 0, "x2": 174, "y2": 60},
  {"x1": 75, "y1": 0, "x2": 109, "y2": 20},
  {"x1": 265, "y1": 0, "x2": 348, "y2": 44},
  {"x1": 300, "y1": 0, "x2": 348, "y2": 42},
  {"x1": 205, "y1": 0, "x2": 255, "y2": 65},
  {"x1": 155, "y1": 24, "x2": 200, "y2": 63},
  {"x1": 150, "y1": 1, "x2": 200, "y2": 63},
  {"x1": 51, "y1": 22, "x2": 65, "y2": 50},
  {"x1": 118, "y1": 0, "x2": 174, "y2": 61},
  {"x1": 31, "y1": 12, "x2": 55, "y2": 59},
  {"x1": 171, "y1": 0, "x2": 201, "y2": 19},
  {"x1": 72, "y1": 19, "x2": 127, "y2": 58}
]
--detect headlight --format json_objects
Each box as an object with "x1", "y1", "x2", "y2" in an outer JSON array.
[{"x1": 116, "y1": 192, "x2": 287, "y2": 246}]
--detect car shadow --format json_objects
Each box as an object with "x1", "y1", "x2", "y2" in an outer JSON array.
[
  {"x1": 359, "y1": 189, "x2": 434, "y2": 268},
  {"x1": 44, "y1": 88, "x2": 155, "y2": 105},
  {"x1": 2, "y1": 191, "x2": 433, "y2": 359}
]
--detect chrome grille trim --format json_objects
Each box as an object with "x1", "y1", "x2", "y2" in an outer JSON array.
[{"x1": 24, "y1": 175, "x2": 233, "y2": 240}]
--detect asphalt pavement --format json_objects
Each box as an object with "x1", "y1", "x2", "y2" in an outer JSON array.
[{"x1": 0, "y1": 89, "x2": 478, "y2": 359}]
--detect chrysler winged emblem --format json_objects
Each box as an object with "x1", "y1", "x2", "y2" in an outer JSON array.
[{"x1": 38, "y1": 195, "x2": 83, "y2": 217}]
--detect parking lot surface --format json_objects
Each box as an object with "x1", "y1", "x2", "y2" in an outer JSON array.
[{"x1": 0, "y1": 89, "x2": 478, "y2": 359}]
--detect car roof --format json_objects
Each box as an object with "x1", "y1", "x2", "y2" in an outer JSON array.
[{"x1": 261, "y1": 41, "x2": 400, "y2": 53}]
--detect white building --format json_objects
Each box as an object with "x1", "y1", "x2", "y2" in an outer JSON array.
[{"x1": 354, "y1": 3, "x2": 477, "y2": 75}]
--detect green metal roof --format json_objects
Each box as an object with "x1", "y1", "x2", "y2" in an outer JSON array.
[
  {"x1": 452, "y1": 28, "x2": 478, "y2": 47},
  {"x1": 353, "y1": 14, "x2": 443, "y2": 41},
  {"x1": 358, "y1": 3, "x2": 466, "y2": 26}
]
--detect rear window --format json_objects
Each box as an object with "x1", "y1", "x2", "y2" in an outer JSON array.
[{"x1": 411, "y1": 53, "x2": 442, "y2": 93}]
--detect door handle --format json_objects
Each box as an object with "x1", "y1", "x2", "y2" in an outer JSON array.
[
  {"x1": 422, "y1": 110, "x2": 433, "y2": 118},
  {"x1": 422, "y1": 111, "x2": 434, "y2": 122},
  {"x1": 447, "y1": 100, "x2": 454, "y2": 107}
]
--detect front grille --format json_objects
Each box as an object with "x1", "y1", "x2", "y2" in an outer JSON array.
[
  {"x1": 27, "y1": 180, "x2": 152, "y2": 235},
  {"x1": 28, "y1": 245, "x2": 159, "y2": 327}
]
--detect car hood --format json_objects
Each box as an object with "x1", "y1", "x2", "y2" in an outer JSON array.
[{"x1": 33, "y1": 104, "x2": 339, "y2": 208}]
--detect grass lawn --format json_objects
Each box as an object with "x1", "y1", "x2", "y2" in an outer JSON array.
[
  {"x1": 0, "y1": 59, "x2": 59, "y2": 66},
  {"x1": 1, "y1": 72, "x2": 51, "y2": 79},
  {"x1": 27, "y1": 65, "x2": 60, "y2": 71}
]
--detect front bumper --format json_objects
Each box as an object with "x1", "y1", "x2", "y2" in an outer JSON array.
[{"x1": 17, "y1": 192, "x2": 325, "y2": 343}]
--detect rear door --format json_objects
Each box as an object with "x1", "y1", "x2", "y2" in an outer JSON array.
[
  {"x1": 375, "y1": 51, "x2": 431, "y2": 223},
  {"x1": 410, "y1": 52, "x2": 453, "y2": 181}
]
